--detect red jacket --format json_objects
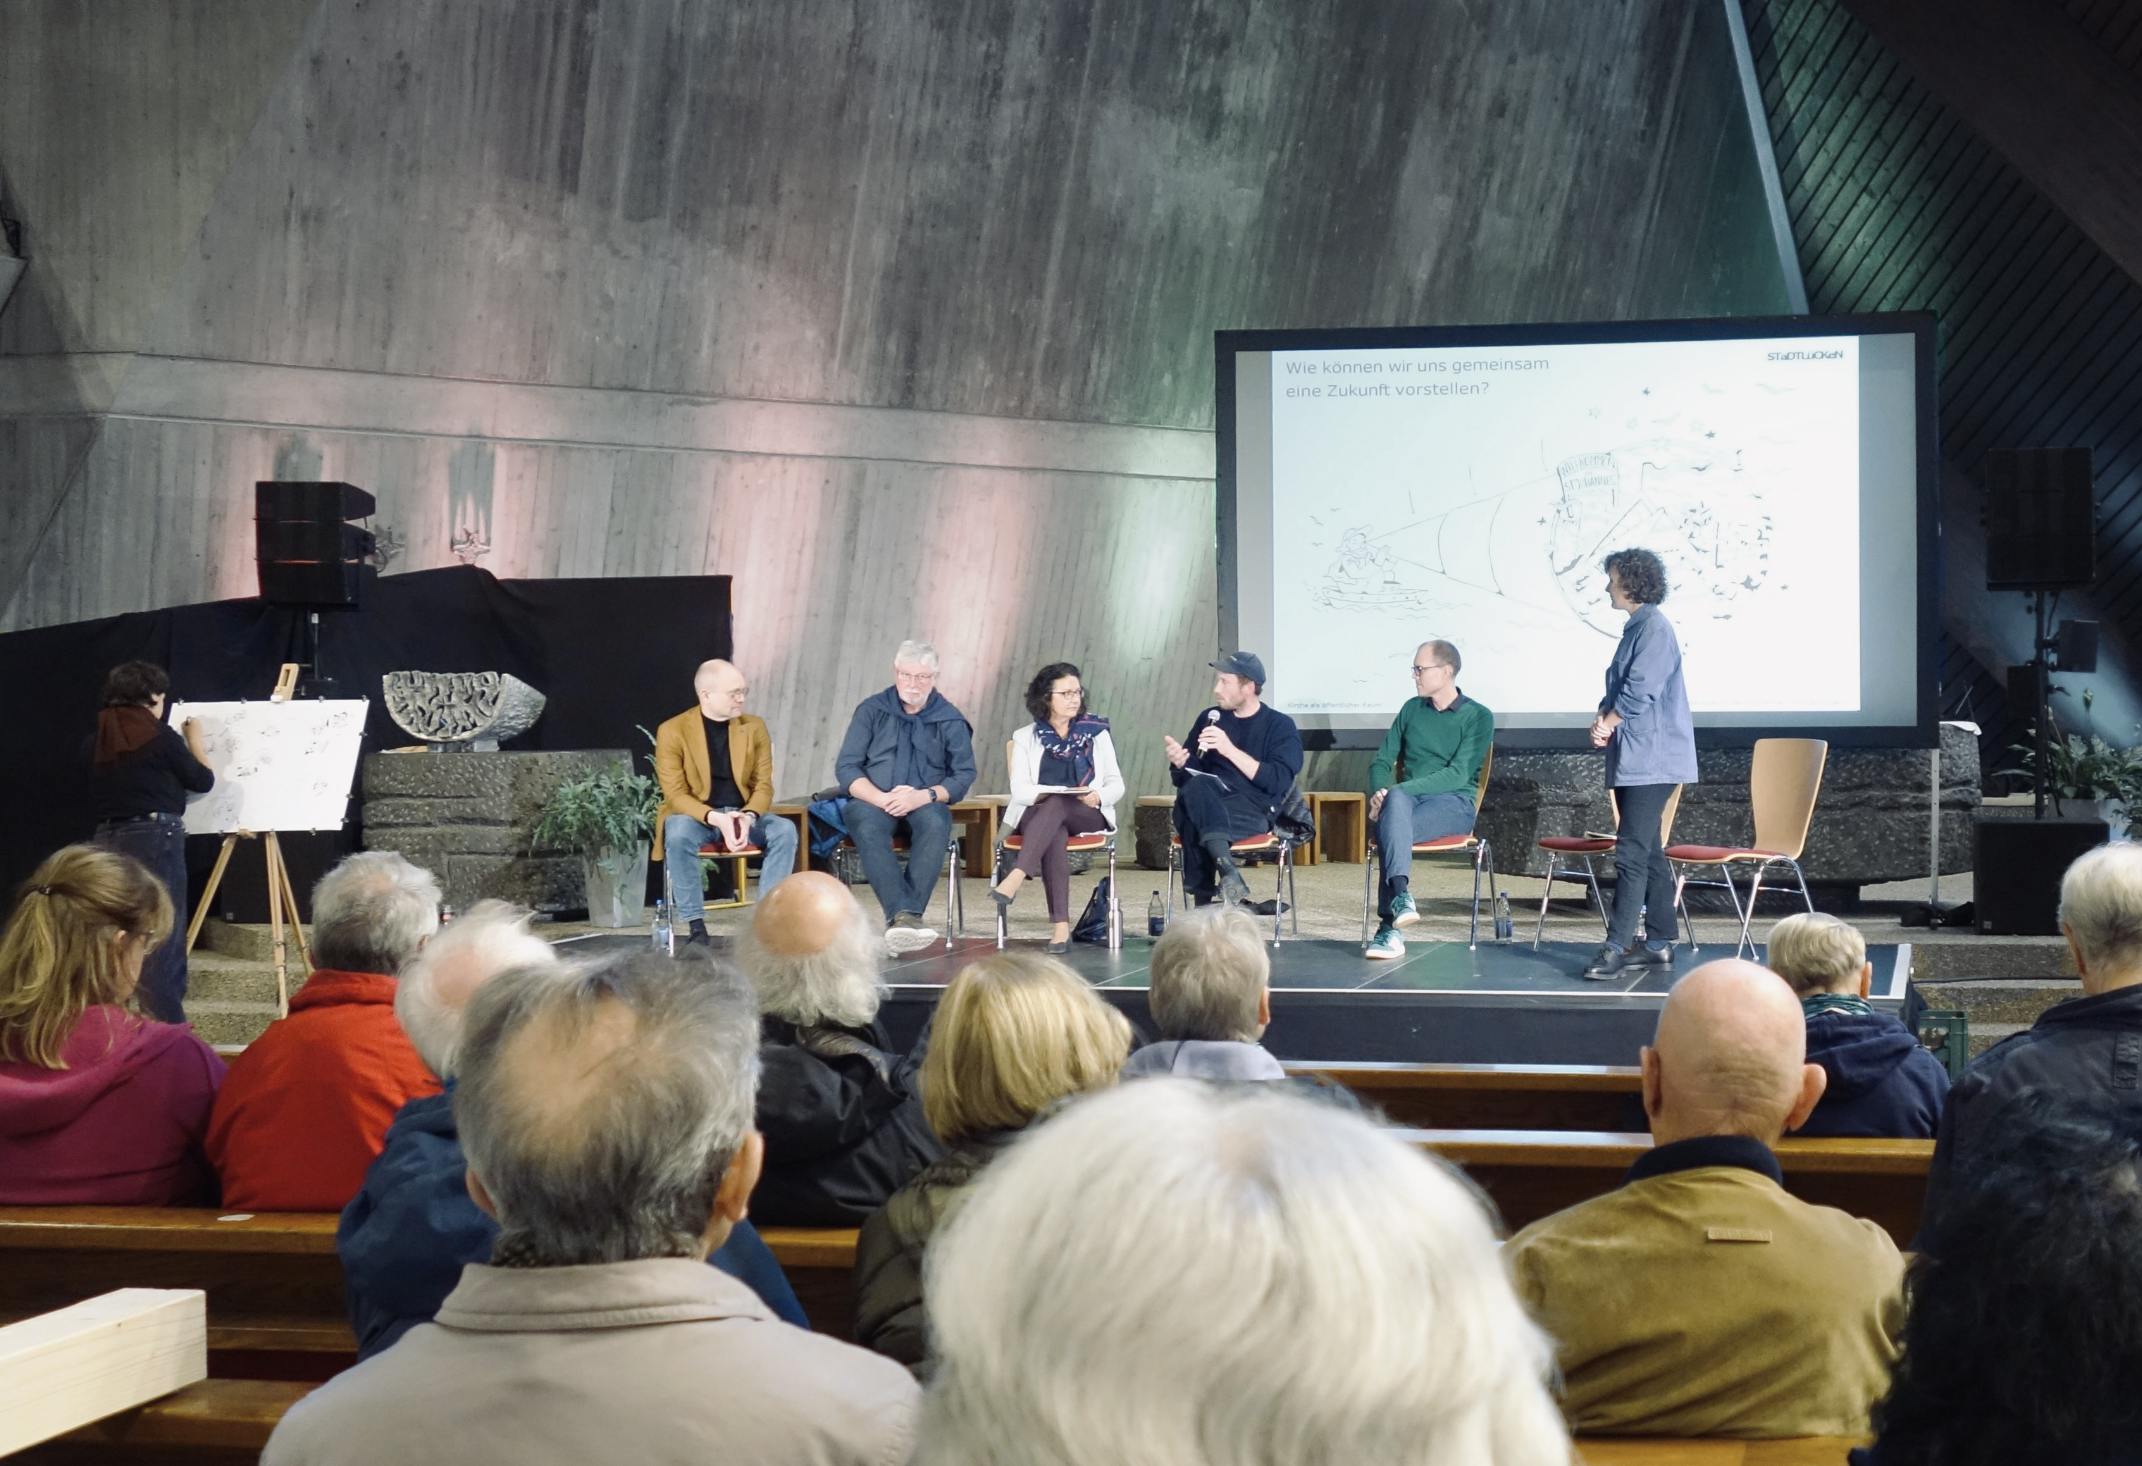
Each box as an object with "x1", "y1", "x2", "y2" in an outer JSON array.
[{"x1": 206, "y1": 969, "x2": 441, "y2": 1211}]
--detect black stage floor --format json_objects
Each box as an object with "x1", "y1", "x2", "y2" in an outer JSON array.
[{"x1": 559, "y1": 928, "x2": 1913, "y2": 1068}]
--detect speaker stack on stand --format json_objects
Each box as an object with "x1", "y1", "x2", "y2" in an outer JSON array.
[
  {"x1": 1976, "y1": 448, "x2": 2105, "y2": 936},
  {"x1": 254, "y1": 480, "x2": 377, "y2": 698}
]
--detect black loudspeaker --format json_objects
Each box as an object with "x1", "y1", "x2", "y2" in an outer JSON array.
[
  {"x1": 256, "y1": 481, "x2": 377, "y2": 607},
  {"x1": 1975, "y1": 816, "x2": 2109, "y2": 935},
  {"x1": 1984, "y1": 447, "x2": 2096, "y2": 590},
  {"x1": 2056, "y1": 618, "x2": 2101, "y2": 673}
]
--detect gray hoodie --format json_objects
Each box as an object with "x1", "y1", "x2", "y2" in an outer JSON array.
[{"x1": 1121, "y1": 1039, "x2": 1287, "y2": 1082}]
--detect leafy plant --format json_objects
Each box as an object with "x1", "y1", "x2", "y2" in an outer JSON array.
[
  {"x1": 1997, "y1": 721, "x2": 2142, "y2": 805},
  {"x1": 532, "y1": 760, "x2": 659, "y2": 857}
]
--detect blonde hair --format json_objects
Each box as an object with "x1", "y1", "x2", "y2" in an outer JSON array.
[
  {"x1": 1149, "y1": 906, "x2": 1269, "y2": 1042},
  {"x1": 1765, "y1": 912, "x2": 1867, "y2": 995},
  {"x1": 0, "y1": 845, "x2": 175, "y2": 1067},
  {"x1": 921, "y1": 952, "x2": 1132, "y2": 1143}
]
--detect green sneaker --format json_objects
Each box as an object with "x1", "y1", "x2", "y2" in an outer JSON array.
[
  {"x1": 1365, "y1": 924, "x2": 1406, "y2": 960},
  {"x1": 1389, "y1": 890, "x2": 1420, "y2": 928}
]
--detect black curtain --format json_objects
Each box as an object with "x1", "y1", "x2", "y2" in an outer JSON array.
[{"x1": 0, "y1": 566, "x2": 731, "y2": 901}]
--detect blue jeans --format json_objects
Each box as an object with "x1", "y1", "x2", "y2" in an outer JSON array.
[
  {"x1": 661, "y1": 811, "x2": 798, "y2": 924},
  {"x1": 93, "y1": 815, "x2": 190, "y2": 1023},
  {"x1": 1375, "y1": 790, "x2": 1476, "y2": 921},
  {"x1": 844, "y1": 799, "x2": 955, "y2": 922}
]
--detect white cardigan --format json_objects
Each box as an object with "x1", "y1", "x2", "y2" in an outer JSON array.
[{"x1": 1003, "y1": 723, "x2": 1126, "y2": 832}]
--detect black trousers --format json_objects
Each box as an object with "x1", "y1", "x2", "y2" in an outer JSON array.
[
  {"x1": 1608, "y1": 782, "x2": 1680, "y2": 948},
  {"x1": 93, "y1": 814, "x2": 190, "y2": 1023},
  {"x1": 1173, "y1": 777, "x2": 1271, "y2": 895}
]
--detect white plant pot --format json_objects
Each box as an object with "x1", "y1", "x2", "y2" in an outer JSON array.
[{"x1": 582, "y1": 845, "x2": 650, "y2": 927}]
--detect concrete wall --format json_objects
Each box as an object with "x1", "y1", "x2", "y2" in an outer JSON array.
[{"x1": 0, "y1": 0, "x2": 1791, "y2": 803}]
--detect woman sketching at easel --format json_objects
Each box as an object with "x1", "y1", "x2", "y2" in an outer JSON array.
[{"x1": 86, "y1": 661, "x2": 214, "y2": 1023}]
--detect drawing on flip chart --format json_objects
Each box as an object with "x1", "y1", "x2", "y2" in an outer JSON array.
[{"x1": 171, "y1": 699, "x2": 369, "y2": 834}]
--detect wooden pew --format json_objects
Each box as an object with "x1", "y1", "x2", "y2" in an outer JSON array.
[
  {"x1": 1285, "y1": 1061, "x2": 1646, "y2": 1131},
  {"x1": 1402, "y1": 1131, "x2": 1933, "y2": 1246},
  {"x1": 10, "y1": 1378, "x2": 312, "y2": 1466},
  {"x1": 0, "y1": 1209, "x2": 866, "y2": 1369}
]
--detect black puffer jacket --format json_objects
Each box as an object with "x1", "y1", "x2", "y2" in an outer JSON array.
[
  {"x1": 751, "y1": 1015, "x2": 943, "y2": 1227},
  {"x1": 851, "y1": 1129, "x2": 1022, "y2": 1374},
  {"x1": 1919, "y1": 984, "x2": 2142, "y2": 1244}
]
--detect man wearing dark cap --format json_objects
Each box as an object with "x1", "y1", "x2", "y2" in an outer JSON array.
[{"x1": 1163, "y1": 653, "x2": 1304, "y2": 909}]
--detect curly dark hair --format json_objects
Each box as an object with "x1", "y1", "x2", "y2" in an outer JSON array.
[
  {"x1": 1869, "y1": 1093, "x2": 2142, "y2": 1464},
  {"x1": 100, "y1": 660, "x2": 171, "y2": 709},
  {"x1": 1024, "y1": 662, "x2": 1086, "y2": 723},
  {"x1": 1602, "y1": 548, "x2": 1668, "y2": 605}
]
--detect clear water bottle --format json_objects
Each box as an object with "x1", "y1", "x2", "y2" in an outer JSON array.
[
  {"x1": 438, "y1": 903, "x2": 456, "y2": 925},
  {"x1": 1147, "y1": 890, "x2": 1166, "y2": 938},
  {"x1": 1493, "y1": 892, "x2": 1513, "y2": 943},
  {"x1": 651, "y1": 899, "x2": 674, "y2": 956}
]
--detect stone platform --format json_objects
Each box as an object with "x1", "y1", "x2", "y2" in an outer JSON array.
[{"x1": 358, "y1": 748, "x2": 631, "y2": 911}]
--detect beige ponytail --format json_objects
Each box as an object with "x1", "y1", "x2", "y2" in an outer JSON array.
[{"x1": 0, "y1": 845, "x2": 174, "y2": 1067}]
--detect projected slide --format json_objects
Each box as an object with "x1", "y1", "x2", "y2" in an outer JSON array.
[{"x1": 1268, "y1": 335, "x2": 1862, "y2": 719}]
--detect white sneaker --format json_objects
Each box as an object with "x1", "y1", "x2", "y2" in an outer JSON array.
[{"x1": 884, "y1": 918, "x2": 939, "y2": 955}]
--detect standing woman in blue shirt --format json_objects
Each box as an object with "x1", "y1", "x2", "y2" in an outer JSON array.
[{"x1": 1583, "y1": 549, "x2": 1698, "y2": 980}]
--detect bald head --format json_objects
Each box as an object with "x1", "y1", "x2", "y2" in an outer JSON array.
[
  {"x1": 739, "y1": 871, "x2": 884, "y2": 1026},
  {"x1": 1642, "y1": 960, "x2": 1825, "y2": 1145},
  {"x1": 694, "y1": 659, "x2": 748, "y2": 721}
]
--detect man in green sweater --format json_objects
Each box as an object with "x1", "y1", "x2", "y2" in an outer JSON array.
[{"x1": 1365, "y1": 640, "x2": 1494, "y2": 959}]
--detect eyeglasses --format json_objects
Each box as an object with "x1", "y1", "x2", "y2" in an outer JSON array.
[{"x1": 1411, "y1": 665, "x2": 1449, "y2": 676}]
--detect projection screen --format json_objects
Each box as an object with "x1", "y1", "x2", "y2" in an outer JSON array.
[{"x1": 1216, "y1": 313, "x2": 1940, "y2": 748}]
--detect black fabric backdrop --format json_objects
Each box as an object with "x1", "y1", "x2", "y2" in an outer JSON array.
[{"x1": 0, "y1": 566, "x2": 731, "y2": 905}]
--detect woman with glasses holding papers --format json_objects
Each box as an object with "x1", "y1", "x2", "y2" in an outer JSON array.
[{"x1": 992, "y1": 663, "x2": 1125, "y2": 952}]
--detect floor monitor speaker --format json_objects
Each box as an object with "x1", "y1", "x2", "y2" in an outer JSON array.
[{"x1": 1974, "y1": 816, "x2": 2108, "y2": 935}]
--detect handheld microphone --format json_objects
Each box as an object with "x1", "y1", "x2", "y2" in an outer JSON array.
[{"x1": 1205, "y1": 709, "x2": 1221, "y2": 727}]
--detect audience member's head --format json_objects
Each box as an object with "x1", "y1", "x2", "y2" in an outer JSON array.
[
  {"x1": 917, "y1": 1080, "x2": 1566, "y2": 1466},
  {"x1": 921, "y1": 952, "x2": 1130, "y2": 1145},
  {"x1": 2059, "y1": 842, "x2": 2142, "y2": 994},
  {"x1": 1641, "y1": 959, "x2": 1826, "y2": 1145},
  {"x1": 738, "y1": 870, "x2": 884, "y2": 1028},
  {"x1": 1765, "y1": 912, "x2": 1871, "y2": 998},
  {"x1": 311, "y1": 852, "x2": 442, "y2": 977},
  {"x1": 455, "y1": 948, "x2": 762, "y2": 1266},
  {"x1": 1147, "y1": 906, "x2": 1271, "y2": 1043},
  {"x1": 1872, "y1": 1094, "x2": 2142, "y2": 1463},
  {"x1": 0, "y1": 846, "x2": 173, "y2": 1065},
  {"x1": 394, "y1": 900, "x2": 560, "y2": 1082}
]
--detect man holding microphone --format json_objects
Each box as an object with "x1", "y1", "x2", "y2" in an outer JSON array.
[{"x1": 1164, "y1": 653, "x2": 1303, "y2": 910}]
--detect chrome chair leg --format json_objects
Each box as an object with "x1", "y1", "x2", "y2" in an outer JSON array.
[
  {"x1": 1107, "y1": 842, "x2": 1121, "y2": 952},
  {"x1": 1484, "y1": 840, "x2": 1501, "y2": 940},
  {"x1": 1362, "y1": 849, "x2": 1378, "y2": 947},
  {"x1": 1468, "y1": 841, "x2": 1483, "y2": 949},
  {"x1": 1533, "y1": 852, "x2": 1558, "y2": 950},
  {"x1": 1288, "y1": 849, "x2": 1300, "y2": 938},
  {"x1": 1271, "y1": 845, "x2": 1286, "y2": 946}
]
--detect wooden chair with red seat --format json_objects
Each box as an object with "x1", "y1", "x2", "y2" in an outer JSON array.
[
  {"x1": 682, "y1": 836, "x2": 764, "y2": 913},
  {"x1": 1359, "y1": 747, "x2": 1499, "y2": 950},
  {"x1": 1666, "y1": 738, "x2": 1828, "y2": 958},
  {"x1": 994, "y1": 739, "x2": 1120, "y2": 951},
  {"x1": 1531, "y1": 784, "x2": 1685, "y2": 950}
]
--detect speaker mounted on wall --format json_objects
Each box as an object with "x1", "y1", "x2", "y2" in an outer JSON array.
[
  {"x1": 1984, "y1": 447, "x2": 2096, "y2": 590},
  {"x1": 256, "y1": 481, "x2": 378, "y2": 608}
]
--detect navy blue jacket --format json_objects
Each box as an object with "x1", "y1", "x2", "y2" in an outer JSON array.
[
  {"x1": 338, "y1": 1089, "x2": 807, "y2": 1361},
  {"x1": 1797, "y1": 1010, "x2": 1949, "y2": 1139},
  {"x1": 834, "y1": 688, "x2": 976, "y2": 803}
]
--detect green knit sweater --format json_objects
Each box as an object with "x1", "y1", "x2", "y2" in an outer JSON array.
[{"x1": 1368, "y1": 693, "x2": 1494, "y2": 799}]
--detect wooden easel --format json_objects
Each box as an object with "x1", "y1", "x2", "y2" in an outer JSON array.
[{"x1": 180, "y1": 665, "x2": 312, "y2": 1015}]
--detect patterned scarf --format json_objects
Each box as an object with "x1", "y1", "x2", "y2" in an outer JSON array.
[
  {"x1": 1034, "y1": 713, "x2": 1109, "y2": 785},
  {"x1": 1801, "y1": 992, "x2": 1875, "y2": 1019}
]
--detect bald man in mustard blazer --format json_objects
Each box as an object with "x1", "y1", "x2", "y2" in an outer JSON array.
[{"x1": 654, "y1": 659, "x2": 798, "y2": 942}]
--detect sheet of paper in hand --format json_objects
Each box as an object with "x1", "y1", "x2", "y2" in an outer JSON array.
[{"x1": 171, "y1": 699, "x2": 370, "y2": 834}]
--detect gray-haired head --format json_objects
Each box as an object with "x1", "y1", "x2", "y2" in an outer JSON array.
[
  {"x1": 2060, "y1": 842, "x2": 2142, "y2": 990},
  {"x1": 1419, "y1": 638, "x2": 1462, "y2": 676},
  {"x1": 917, "y1": 1081, "x2": 1566, "y2": 1466},
  {"x1": 310, "y1": 851, "x2": 442, "y2": 976},
  {"x1": 454, "y1": 949, "x2": 761, "y2": 1267},
  {"x1": 894, "y1": 639, "x2": 941, "y2": 674},
  {"x1": 394, "y1": 899, "x2": 560, "y2": 1080},
  {"x1": 737, "y1": 870, "x2": 886, "y2": 1028},
  {"x1": 1148, "y1": 906, "x2": 1269, "y2": 1043}
]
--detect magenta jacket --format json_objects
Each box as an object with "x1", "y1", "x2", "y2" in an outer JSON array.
[{"x1": 0, "y1": 1005, "x2": 227, "y2": 1204}]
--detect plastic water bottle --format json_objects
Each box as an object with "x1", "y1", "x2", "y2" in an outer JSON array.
[
  {"x1": 651, "y1": 899, "x2": 674, "y2": 956},
  {"x1": 438, "y1": 903, "x2": 455, "y2": 925},
  {"x1": 1494, "y1": 892, "x2": 1513, "y2": 943},
  {"x1": 1147, "y1": 891, "x2": 1166, "y2": 938}
]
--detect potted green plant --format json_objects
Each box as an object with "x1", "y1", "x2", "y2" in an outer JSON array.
[
  {"x1": 532, "y1": 759, "x2": 659, "y2": 927},
  {"x1": 1998, "y1": 723, "x2": 2142, "y2": 835}
]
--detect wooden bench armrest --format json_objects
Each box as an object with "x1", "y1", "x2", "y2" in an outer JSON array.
[
  {"x1": 1288, "y1": 1062, "x2": 1643, "y2": 1092},
  {"x1": 64, "y1": 1379, "x2": 314, "y2": 1450},
  {"x1": 757, "y1": 1227, "x2": 861, "y2": 1269},
  {"x1": 0, "y1": 1208, "x2": 343, "y2": 1255}
]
